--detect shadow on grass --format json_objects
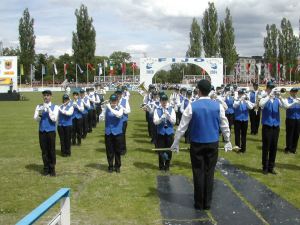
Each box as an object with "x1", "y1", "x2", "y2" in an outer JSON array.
[
  {"x1": 132, "y1": 147, "x2": 156, "y2": 154},
  {"x1": 133, "y1": 138, "x2": 150, "y2": 144},
  {"x1": 133, "y1": 162, "x2": 157, "y2": 170},
  {"x1": 55, "y1": 150, "x2": 63, "y2": 156},
  {"x1": 95, "y1": 147, "x2": 106, "y2": 152},
  {"x1": 130, "y1": 132, "x2": 149, "y2": 138},
  {"x1": 276, "y1": 163, "x2": 300, "y2": 171},
  {"x1": 25, "y1": 163, "x2": 43, "y2": 174},
  {"x1": 256, "y1": 145, "x2": 262, "y2": 150},
  {"x1": 247, "y1": 136, "x2": 262, "y2": 142},
  {"x1": 144, "y1": 187, "x2": 158, "y2": 198},
  {"x1": 85, "y1": 163, "x2": 108, "y2": 172},
  {"x1": 231, "y1": 164, "x2": 262, "y2": 173},
  {"x1": 172, "y1": 160, "x2": 191, "y2": 169}
]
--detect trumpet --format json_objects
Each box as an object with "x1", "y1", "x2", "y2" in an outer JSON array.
[
  {"x1": 162, "y1": 108, "x2": 168, "y2": 128},
  {"x1": 138, "y1": 82, "x2": 148, "y2": 96},
  {"x1": 101, "y1": 99, "x2": 109, "y2": 105}
]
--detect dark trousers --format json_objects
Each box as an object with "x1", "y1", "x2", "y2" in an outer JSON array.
[
  {"x1": 176, "y1": 111, "x2": 182, "y2": 125},
  {"x1": 72, "y1": 118, "x2": 83, "y2": 145},
  {"x1": 225, "y1": 113, "x2": 234, "y2": 130},
  {"x1": 87, "y1": 110, "x2": 93, "y2": 132},
  {"x1": 285, "y1": 118, "x2": 300, "y2": 153},
  {"x1": 249, "y1": 108, "x2": 261, "y2": 134},
  {"x1": 262, "y1": 125, "x2": 280, "y2": 171},
  {"x1": 122, "y1": 121, "x2": 128, "y2": 155},
  {"x1": 81, "y1": 113, "x2": 88, "y2": 138},
  {"x1": 95, "y1": 105, "x2": 101, "y2": 123},
  {"x1": 58, "y1": 125, "x2": 72, "y2": 156},
  {"x1": 234, "y1": 120, "x2": 248, "y2": 152},
  {"x1": 92, "y1": 109, "x2": 97, "y2": 128},
  {"x1": 190, "y1": 142, "x2": 218, "y2": 209},
  {"x1": 39, "y1": 131, "x2": 56, "y2": 173},
  {"x1": 105, "y1": 134, "x2": 125, "y2": 169},
  {"x1": 184, "y1": 127, "x2": 191, "y2": 144},
  {"x1": 157, "y1": 134, "x2": 173, "y2": 170},
  {"x1": 150, "y1": 121, "x2": 158, "y2": 147},
  {"x1": 146, "y1": 111, "x2": 152, "y2": 137}
]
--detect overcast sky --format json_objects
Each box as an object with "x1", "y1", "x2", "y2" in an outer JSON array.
[{"x1": 0, "y1": 0, "x2": 299, "y2": 61}]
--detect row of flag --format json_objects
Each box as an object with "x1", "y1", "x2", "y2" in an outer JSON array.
[{"x1": 19, "y1": 61, "x2": 138, "y2": 76}]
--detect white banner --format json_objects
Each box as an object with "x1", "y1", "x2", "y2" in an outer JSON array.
[{"x1": 0, "y1": 56, "x2": 18, "y2": 92}]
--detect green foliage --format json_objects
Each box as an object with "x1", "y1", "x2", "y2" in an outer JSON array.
[
  {"x1": 2, "y1": 47, "x2": 20, "y2": 56},
  {"x1": 72, "y1": 3, "x2": 96, "y2": 79},
  {"x1": 186, "y1": 18, "x2": 202, "y2": 75},
  {"x1": 219, "y1": 8, "x2": 238, "y2": 75},
  {"x1": 264, "y1": 24, "x2": 278, "y2": 76},
  {"x1": 19, "y1": 8, "x2": 35, "y2": 79},
  {"x1": 202, "y1": 2, "x2": 219, "y2": 57},
  {"x1": 109, "y1": 51, "x2": 132, "y2": 75}
]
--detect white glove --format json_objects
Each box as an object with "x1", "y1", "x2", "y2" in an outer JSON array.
[
  {"x1": 170, "y1": 142, "x2": 179, "y2": 153},
  {"x1": 224, "y1": 142, "x2": 232, "y2": 152}
]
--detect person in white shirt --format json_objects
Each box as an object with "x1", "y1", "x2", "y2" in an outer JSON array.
[
  {"x1": 153, "y1": 94, "x2": 176, "y2": 171},
  {"x1": 171, "y1": 80, "x2": 232, "y2": 210},
  {"x1": 33, "y1": 90, "x2": 59, "y2": 176}
]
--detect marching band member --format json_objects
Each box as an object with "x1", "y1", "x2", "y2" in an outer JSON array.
[
  {"x1": 192, "y1": 88, "x2": 199, "y2": 102},
  {"x1": 33, "y1": 90, "x2": 59, "y2": 176},
  {"x1": 259, "y1": 81, "x2": 284, "y2": 175},
  {"x1": 116, "y1": 88, "x2": 131, "y2": 155},
  {"x1": 282, "y1": 87, "x2": 300, "y2": 154},
  {"x1": 86, "y1": 88, "x2": 93, "y2": 133},
  {"x1": 57, "y1": 94, "x2": 74, "y2": 157},
  {"x1": 122, "y1": 85, "x2": 131, "y2": 100},
  {"x1": 177, "y1": 87, "x2": 187, "y2": 124},
  {"x1": 79, "y1": 89, "x2": 90, "y2": 139},
  {"x1": 147, "y1": 91, "x2": 161, "y2": 146},
  {"x1": 233, "y1": 89, "x2": 254, "y2": 153},
  {"x1": 104, "y1": 94, "x2": 125, "y2": 173},
  {"x1": 224, "y1": 86, "x2": 235, "y2": 130},
  {"x1": 71, "y1": 91, "x2": 84, "y2": 146},
  {"x1": 171, "y1": 80, "x2": 232, "y2": 210},
  {"x1": 170, "y1": 86, "x2": 180, "y2": 125},
  {"x1": 153, "y1": 94, "x2": 176, "y2": 171},
  {"x1": 180, "y1": 90, "x2": 193, "y2": 143},
  {"x1": 88, "y1": 87, "x2": 100, "y2": 128},
  {"x1": 144, "y1": 84, "x2": 156, "y2": 137},
  {"x1": 95, "y1": 85, "x2": 104, "y2": 123},
  {"x1": 249, "y1": 83, "x2": 262, "y2": 135}
]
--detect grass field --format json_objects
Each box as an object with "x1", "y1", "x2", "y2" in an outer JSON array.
[{"x1": 0, "y1": 91, "x2": 299, "y2": 225}]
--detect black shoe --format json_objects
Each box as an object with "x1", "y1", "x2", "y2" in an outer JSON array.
[
  {"x1": 49, "y1": 169, "x2": 56, "y2": 177},
  {"x1": 284, "y1": 150, "x2": 289, "y2": 154},
  {"x1": 115, "y1": 168, "x2": 120, "y2": 173},
  {"x1": 268, "y1": 169, "x2": 277, "y2": 175},
  {"x1": 194, "y1": 204, "x2": 203, "y2": 210},
  {"x1": 262, "y1": 169, "x2": 268, "y2": 175},
  {"x1": 204, "y1": 205, "x2": 211, "y2": 210},
  {"x1": 42, "y1": 170, "x2": 49, "y2": 176},
  {"x1": 108, "y1": 167, "x2": 113, "y2": 173}
]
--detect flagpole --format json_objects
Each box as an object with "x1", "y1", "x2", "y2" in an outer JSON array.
[
  {"x1": 30, "y1": 64, "x2": 32, "y2": 88},
  {"x1": 98, "y1": 64, "x2": 100, "y2": 85},
  {"x1": 86, "y1": 64, "x2": 88, "y2": 85},
  {"x1": 289, "y1": 67, "x2": 291, "y2": 84},
  {"x1": 104, "y1": 61, "x2": 106, "y2": 84},
  {"x1": 42, "y1": 70, "x2": 44, "y2": 91}
]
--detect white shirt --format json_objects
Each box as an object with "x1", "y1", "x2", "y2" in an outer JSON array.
[
  {"x1": 33, "y1": 102, "x2": 59, "y2": 122},
  {"x1": 281, "y1": 96, "x2": 300, "y2": 109},
  {"x1": 59, "y1": 102, "x2": 74, "y2": 116},
  {"x1": 233, "y1": 98, "x2": 254, "y2": 110},
  {"x1": 119, "y1": 97, "x2": 131, "y2": 115},
  {"x1": 153, "y1": 104, "x2": 176, "y2": 125},
  {"x1": 172, "y1": 97, "x2": 231, "y2": 147},
  {"x1": 82, "y1": 95, "x2": 91, "y2": 109},
  {"x1": 72, "y1": 99, "x2": 84, "y2": 112},
  {"x1": 259, "y1": 95, "x2": 283, "y2": 109}
]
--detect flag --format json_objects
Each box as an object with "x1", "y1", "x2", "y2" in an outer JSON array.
[
  {"x1": 53, "y1": 63, "x2": 58, "y2": 75},
  {"x1": 31, "y1": 64, "x2": 37, "y2": 80},
  {"x1": 42, "y1": 64, "x2": 46, "y2": 76},
  {"x1": 77, "y1": 64, "x2": 84, "y2": 74},
  {"x1": 121, "y1": 62, "x2": 126, "y2": 75},
  {"x1": 246, "y1": 63, "x2": 251, "y2": 74},
  {"x1": 87, "y1": 63, "x2": 95, "y2": 71},
  {"x1": 109, "y1": 61, "x2": 114, "y2": 75},
  {"x1": 131, "y1": 62, "x2": 137, "y2": 70},
  {"x1": 104, "y1": 60, "x2": 108, "y2": 67},
  {"x1": 289, "y1": 64, "x2": 294, "y2": 73},
  {"x1": 98, "y1": 63, "x2": 102, "y2": 76},
  {"x1": 268, "y1": 63, "x2": 272, "y2": 73},
  {"x1": 296, "y1": 64, "x2": 300, "y2": 72},
  {"x1": 20, "y1": 64, "x2": 24, "y2": 76},
  {"x1": 201, "y1": 68, "x2": 206, "y2": 75},
  {"x1": 277, "y1": 63, "x2": 281, "y2": 77},
  {"x1": 63, "y1": 63, "x2": 68, "y2": 76}
]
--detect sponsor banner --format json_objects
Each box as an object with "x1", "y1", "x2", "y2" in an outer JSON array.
[{"x1": 0, "y1": 56, "x2": 18, "y2": 92}]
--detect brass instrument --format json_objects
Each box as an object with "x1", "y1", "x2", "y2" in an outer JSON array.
[
  {"x1": 254, "y1": 90, "x2": 261, "y2": 115},
  {"x1": 138, "y1": 82, "x2": 148, "y2": 96},
  {"x1": 162, "y1": 107, "x2": 168, "y2": 128},
  {"x1": 273, "y1": 88, "x2": 286, "y2": 98}
]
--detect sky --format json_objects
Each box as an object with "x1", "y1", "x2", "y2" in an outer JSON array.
[{"x1": 0, "y1": 0, "x2": 299, "y2": 61}]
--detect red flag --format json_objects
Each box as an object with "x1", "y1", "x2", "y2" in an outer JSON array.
[
  {"x1": 87, "y1": 63, "x2": 95, "y2": 71},
  {"x1": 121, "y1": 63, "x2": 126, "y2": 75},
  {"x1": 63, "y1": 63, "x2": 68, "y2": 76},
  {"x1": 277, "y1": 63, "x2": 281, "y2": 77},
  {"x1": 131, "y1": 62, "x2": 137, "y2": 70},
  {"x1": 201, "y1": 68, "x2": 206, "y2": 75},
  {"x1": 246, "y1": 63, "x2": 251, "y2": 74},
  {"x1": 268, "y1": 63, "x2": 272, "y2": 73}
]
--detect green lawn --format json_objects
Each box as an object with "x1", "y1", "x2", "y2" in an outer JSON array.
[{"x1": 0, "y1": 91, "x2": 299, "y2": 225}]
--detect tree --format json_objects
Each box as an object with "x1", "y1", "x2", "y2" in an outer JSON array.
[
  {"x1": 263, "y1": 24, "x2": 278, "y2": 76},
  {"x1": 72, "y1": 3, "x2": 96, "y2": 81},
  {"x1": 219, "y1": 8, "x2": 237, "y2": 75},
  {"x1": 202, "y1": 2, "x2": 219, "y2": 57},
  {"x1": 19, "y1": 8, "x2": 35, "y2": 80},
  {"x1": 109, "y1": 51, "x2": 131, "y2": 75},
  {"x1": 2, "y1": 46, "x2": 20, "y2": 56},
  {"x1": 186, "y1": 18, "x2": 202, "y2": 75}
]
